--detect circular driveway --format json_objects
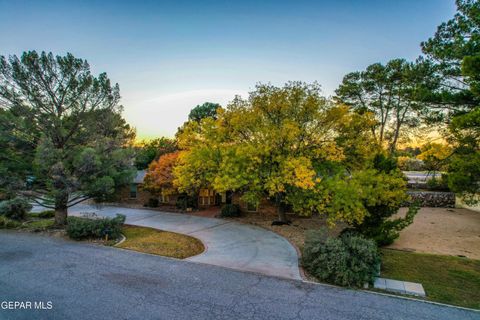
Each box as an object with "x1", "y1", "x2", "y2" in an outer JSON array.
[{"x1": 57, "y1": 204, "x2": 302, "y2": 280}]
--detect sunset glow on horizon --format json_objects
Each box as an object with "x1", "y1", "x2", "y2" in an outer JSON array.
[{"x1": 0, "y1": 0, "x2": 457, "y2": 139}]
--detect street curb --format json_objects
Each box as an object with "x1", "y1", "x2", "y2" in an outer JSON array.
[
  {"x1": 107, "y1": 242, "x2": 479, "y2": 313},
  {"x1": 114, "y1": 233, "x2": 126, "y2": 246}
]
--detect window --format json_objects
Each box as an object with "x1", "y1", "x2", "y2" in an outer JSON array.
[
  {"x1": 129, "y1": 184, "x2": 137, "y2": 198},
  {"x1": 247, "y1": 202, "x2": 258, "y2": 212},
  {"x1": 160, "y1": 194, "x2": 169, "y2": 203},
  {"x1": 199, "y1": 188, "x2": 215, "y2": 206},
  {"x1": 199, "y1": 196, "x2": 213, "y2": 205}
]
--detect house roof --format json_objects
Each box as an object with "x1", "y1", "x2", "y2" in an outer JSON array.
[{"x1": 133, "y1": 170, "x2": 147, "y2": 184}]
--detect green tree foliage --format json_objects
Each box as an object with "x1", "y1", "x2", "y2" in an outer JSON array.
[
  {"x1": 0, "y1": 51, "x2": 135, "y2": 225},
  {"x1": 0, "y1": 106, "x2": 38, "y2": 197},
  {"x1": 0, "y1": 197, "x2": 32, "y2": 221},
  {"x1": 446, "y1": 108, "x2": 480, "y2": 202},
  {"x1": 346, "y1": 154, "x2": 418, "y2": 246},
  {"x1": 188, "y1": 102, "x2": 221, "y2": 122},
  {"x1": 421, "y1": 0, "x2": 479, "y2": 119},
  {"x1": 335, "y1": 58, "x2": 440, "y2": 154},
  {"x1": 421, "y1": 0, "x2": 480, "y2": 202},
  {"x1": 134, "y1": 137, "x2": 177, "y2": 169}
]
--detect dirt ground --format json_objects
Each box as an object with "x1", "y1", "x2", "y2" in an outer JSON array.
[
  {"x1": 230, "y1": 207, "x2": 480, "y2": 260},
  {"x1": 388, "y1": 207, "x2": 480, "y2": 260},
  {"x1": 229, "y1": 212, "x2": 344, "y2": 250}
]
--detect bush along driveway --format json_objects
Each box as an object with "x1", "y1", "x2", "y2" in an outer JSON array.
[{"x1": 33, "y1": 204, "x2": 302, "y2": 280}]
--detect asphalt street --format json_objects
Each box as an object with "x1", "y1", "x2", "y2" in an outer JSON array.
[{"x1": 0, "y1": 232, "x2": 478, "y2": 320}]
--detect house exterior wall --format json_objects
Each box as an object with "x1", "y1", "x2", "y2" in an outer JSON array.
[
  {"x1": 198, "y1": 188, "x2": 219, "y2": 208},
  {"x1": 159, "y1": 192, "x2": 179, "y2": 206},
  {"x1": 117, "y1": 183, "x2": 152, "y2": 206},
  {"x1": 116, "y1": 178, "x2": 281, "y2": 215}
]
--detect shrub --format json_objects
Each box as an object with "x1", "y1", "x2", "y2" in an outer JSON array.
[
  {"x1": 175, "y1": 194, "x2": 197, "y2": 210},
  {"x1": 30, "y1": 210, "x2": 55, "y2": 219},
  {"x1": 0, "y1": 215, "x2": 21, "y2": 229},
  {"x1": 302, "y1": 230, "x2": 380, "y2": 288},
  {"x1": 66, "y1": 214, "x2": 125, "y2": 240},
  {"x1": 397, "y1": 156, "x2": 410, "y2": 170},
  {"x1": 346, "y1": 156, "x2": 419, "y2": 246},
  {"x1": 373, "y1": 153, "x2": 398, "y2": 173},
  {"x1": 0, "y1": 197, "x2": 32, "y2": 220},
  {"x1": 220, "y1": 204, "x2": 241, "y2": 217},
  {"x1": 426, "y1": 176, "x2": 450, "y2": 191},
  {"x1": 397, "y1": 156, "x2": 426, "y2": 171},
  {"x1": 145, "y1": 198, "x2": 159, "y2": 208},
  {"x1": 350, "y1": 204, "x2": 419, "y2": 246},
  {"x1": 399, "y1": 158, "x2": 425, "y2": 171}
]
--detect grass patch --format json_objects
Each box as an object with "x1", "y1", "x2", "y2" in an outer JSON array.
[
  {"x1": 20, "y1": 219, "x2": 55, "y2": 231},
  {"x1": 380, "y1": 248, "x2": 480, "y2": 309},
  {"x1": 117, "y1": 225, "x2": 204, "y2": 259},
  {"x1": 29, "y1": 210, "x2": 55, "y2": 219}
]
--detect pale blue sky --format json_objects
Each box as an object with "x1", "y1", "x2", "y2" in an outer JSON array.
[{"x1": 0, "y1": 0, "x2": 456, "y2": 139}]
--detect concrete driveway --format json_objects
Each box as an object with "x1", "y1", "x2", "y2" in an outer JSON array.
[
  {"x1": 1, "y1": 232, "x2": 477, "y2": 320},
  {"x1": 45, "y1": 204, "x2": 302, "y2": 280}
]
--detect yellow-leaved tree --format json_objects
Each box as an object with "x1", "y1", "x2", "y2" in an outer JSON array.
[
  {"x1": 173, "y1": 82, "x2": 395, "y2": 224},
  {"x1": 417, "y1": 142, "x2": 452, "y2": 172}
]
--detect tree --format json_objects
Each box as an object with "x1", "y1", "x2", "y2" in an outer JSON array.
[
  {"x1": 188, "y1": 102, "x2": 221, "y2": 122},
  {"x1": 175, "y1": 82, "x2": 394, "y2": 224},
  {"x1": 334, "y1": 109, "x2": 380, "y2": 170},
  {"x1": 143, "y1": 151, "x2": 179, "y2": 195},
  {"x1": 445, "y1": 108, "x2": 480, "y2": 202},
  {"x1": 335, "y1": 58, "x2": 439, "y2": 154},
  {"x1": 421, "y1": 0, "x2": 480, "y2": 201},
  {"x1": 421, "y1": 0, "x2": 480, "y2": 119},
  {"x1": 417, "y1": 142, "x2": 453, "y2": 172},
  {"x1": 0, "y1": 51, "x2": 135, "y2": 225},
  {"x1": 0, "y1": 106, "x2": 38, "y2": 198},
  {"x1": 134, "y1": 137, "x2": 177, "y2": 169},
  {"x1": 345, "y1": 155, "x2": 418, "y2": 246}
]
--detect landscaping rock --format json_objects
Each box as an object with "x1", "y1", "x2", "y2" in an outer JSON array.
[{"x1": 404, "y1": 191, "x2": 455, "y2": 208}]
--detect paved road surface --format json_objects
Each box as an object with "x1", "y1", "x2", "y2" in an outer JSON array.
[{"x1": 0, "y1": 232, "x2": 478, "y2": 320}]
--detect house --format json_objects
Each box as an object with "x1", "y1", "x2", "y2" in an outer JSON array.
[
  {"x1": 118, "y1": 170, "x2": 277, "y2": 214},
  {"x1": 118, "y1": 170, "x2": 216, "y2": 208},
  {"x1": 117, "y1": 170, "x2": 151, "y2": 205}
]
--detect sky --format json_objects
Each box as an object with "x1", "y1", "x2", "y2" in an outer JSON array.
[{"x1": 0, "y1": 0, "x2": 456, "y2": 139}]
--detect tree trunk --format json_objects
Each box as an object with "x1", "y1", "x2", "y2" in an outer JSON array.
[
  {"x1": 275, "y1": 193, "x2": 287, "y2": 222},
  {"x1": 54, "y1": 194, "x2": 69, "y2": 226},
  {"x1": 389, "y1": 119, "x2": 402, "y2": 155}
]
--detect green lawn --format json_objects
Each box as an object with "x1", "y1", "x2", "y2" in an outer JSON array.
[
  {"x1": 118, "y1": 225, "x2": 205, "y2": 259},
  {"x1": 380, "y1": 249, "x2": 480, "y2": 309},
  {"x1": 20, "y1": 218, "x2": 55, "y2": 231}
]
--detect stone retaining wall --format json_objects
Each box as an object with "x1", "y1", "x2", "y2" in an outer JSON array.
[{"x1": 404, "y1": 190, "x2": 456, "y2": 208}]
